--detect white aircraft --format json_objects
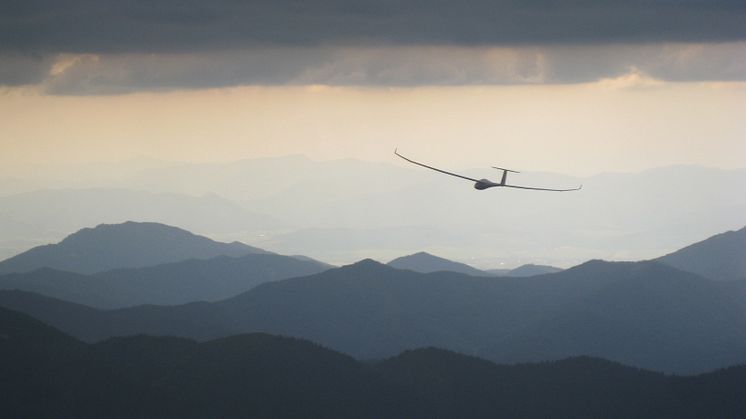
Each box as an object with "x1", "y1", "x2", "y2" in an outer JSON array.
[{"x1": 395, "y1": 149, "x2": 582, "y2": 191}]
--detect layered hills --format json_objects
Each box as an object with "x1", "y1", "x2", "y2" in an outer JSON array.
[
  {"x1": 387, "y1": 252, "x2": 562, "y2": 277},
  {"x1": 1, "y1": 223, "x2": 745, "y2": 375},
  {"x1": 3, "y1": 257, "x2": 745, "y2": 374},
  {"x1": 0, "y1": 253, "x2": 329, "y2": 308},
  {"x1": 387, "y1": 252, "x2": 488, "y2": 276},
  {"x1": 0, "y1": 221, "x2": 268, "y2": 274},
  {"x1": 2, "y1": 306, "x2": 744, "y2": 419}
]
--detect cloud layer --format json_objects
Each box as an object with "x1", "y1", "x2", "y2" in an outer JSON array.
[
  {"x1": 4, "y1": 0, "x2": 745, "y2": 53},
  {"x1": 14, "y1": 43, "x2": 740, "y2": 94},
  {"x1": 2, "y1": 1, "x2": 745, "y2": 91}
]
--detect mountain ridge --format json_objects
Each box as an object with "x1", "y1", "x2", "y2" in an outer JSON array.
[
  {"x1": 2, "y1": 305, "x2": 745, "y2": 418},
  {"x1": 657, "y1": 225, "x2": 746, "y2": 281},
  {"x1": 0, "y1": 221, "x2": 269, "y2": 274},
  {"x1": 2, "y1": 258, "x2": 744, "y2": 374},
  {"x1": 387, "y1": 252, "x2": 489, "y2": 276},
  {"x1": 388, "y1": 252, "x2": 563, "y2": 277},
  {"x1": 0, "y1": 253, "x2": 330, "y2": 308}
]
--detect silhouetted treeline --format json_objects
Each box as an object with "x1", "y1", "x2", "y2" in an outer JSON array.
[{"x1": 2, "y1": 307, "x2": 745, "y2": 419}]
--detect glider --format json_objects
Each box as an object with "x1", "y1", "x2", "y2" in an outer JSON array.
[{"x1": 394, "y1": 149, "x2": 582, "y2": 191}]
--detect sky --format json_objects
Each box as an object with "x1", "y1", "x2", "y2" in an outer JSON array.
[{"x1": 1, "y1": 1, "x2": 745, "y2": 174}]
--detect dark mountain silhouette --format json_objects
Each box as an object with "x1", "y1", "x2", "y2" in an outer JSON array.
[
  {"x1": 3, "y1": 259, "x2": 745, "y2": 374},
  {"x1": 0, "y1": 221, "x2": 268, "y2": 274},
  {"x1": 0, "y1": 253, "x2": 329, "y2": 308},
  {"x1": 0, "y1": 288, "x2": 238, "y2": 342},
  {"x1": 0, "y1": 290, "x2": 114, "y2": 341},
  {"x1": 0, "y1": 305, "x2": 373, "y2": 419},
  {"x1": 0, "y1": 306, "x2": 85, "y2": 418},
  {"x1": 497, "y1": 261, "x2": 746, "y2": 373},
  {"x1": 0, "y1": 305, "x2": 81, "y2": 350},
  {"x1": 387, "y1": 252, "x2": 488, "y2": 276},
  {"x1": 2, "y1": 306, "x2": 745, "y2": 418},
  {"x1": 218, "y1": 259, "x2": 746, "y2": 373},
  {"x1": 657, "y1": 226, "x2": 746, "y2": 281}
]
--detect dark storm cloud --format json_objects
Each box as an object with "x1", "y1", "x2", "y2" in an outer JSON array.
[
  {"x1": 35, "y1": 44, "x2": 745, "y2": 94},
  {"x1": 41, "y1": 49, "x2": 337, "y2": 94},
  {"x1": 1, "y1": 1, "x2": 744, "y2": 91},
  {"x1": 0, "y1": 53, "x2": 54, "y2": 86},
  {"x1": 2, "y1": 0, "x2": 745, "y2": 54}
]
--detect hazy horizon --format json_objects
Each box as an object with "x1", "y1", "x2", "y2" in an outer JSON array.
[
  {"x1": 2, "y1": 0, "x2": 744, "y2": 270},
  {"x1": 0, "y1": 155, "x2": 743, "y2": 269}
]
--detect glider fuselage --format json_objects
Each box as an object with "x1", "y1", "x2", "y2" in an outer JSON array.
[{"x1": 474, "y1": 179, "x2": 500, "y2": 190}]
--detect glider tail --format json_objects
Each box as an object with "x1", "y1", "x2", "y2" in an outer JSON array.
[{"x1": 492, "y1": 166, "x2": 519, "y2": 186}]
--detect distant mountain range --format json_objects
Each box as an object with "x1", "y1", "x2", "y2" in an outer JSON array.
[
  {"x1": 0, "y1": 221, "x2": 268, "y2": 274},
  {"x1": 3, "y1": 257, "x2": 745, "y2": 374},
  {"x1": 387, "y1": 252, "x2": 562, "y2": 277},
  {"x1": 0, "y1": 187, "x2": 283, "y2": 260},
  {"x1": 0, "y1": 223, "x2": 565, "y2": 310},
  {"x1": 2, "y1": 306, "x2": 744, "y2": 419},
  {"x1": 387, "y1": 252, "x2": 489, "y2": 276},
  {"x1": 2, "y1": 162, "x2": 745, "y2": 267},
  {"x1": 497, "y1": 263, "x2": 563, "y2": 277},
  {"x1": 0, "y1": 253, "x2": 330, "y2": 308},
  {"x1": 1, "y1": 223, "x2": 745, "y2": 374},
  {"x1": 657, "y1": 226, "x2": 746, "y2": 281}
]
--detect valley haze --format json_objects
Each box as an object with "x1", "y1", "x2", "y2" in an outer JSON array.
[{"x1": 1, "y1": 158, "x2": 744, "y2": 270}]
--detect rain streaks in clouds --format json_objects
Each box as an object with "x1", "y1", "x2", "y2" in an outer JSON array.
[{"x1": 1, "y1": 0, "x2": 745, "y2": 93}]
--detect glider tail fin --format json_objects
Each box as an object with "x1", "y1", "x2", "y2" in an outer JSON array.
[{"x1": 492, "y1": 166, "x2": 519, "y2": 186}]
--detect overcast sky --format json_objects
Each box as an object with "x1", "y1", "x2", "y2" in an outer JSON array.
[
  {"x1": 2, "y1": 0, "x2": 745, "y2": 90},
  {"x1": 1, "y1": 0, "x2": 744, "y2": 174}
]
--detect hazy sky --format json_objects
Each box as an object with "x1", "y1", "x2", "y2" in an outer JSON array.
[
  {"x1": 0, "y1": 80, "x2": 744, "y2": 177},
  {"x1": 1, "y1": 1, "x2": 745, "y2": 177}
]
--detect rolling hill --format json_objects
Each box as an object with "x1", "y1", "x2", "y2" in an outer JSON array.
[
  {"x1": 387, "y1": 252, "x2": 488, "y2": 276},
  {"x1": 0, "y1": 187, "x2": 282, "y2": 261},
  {"x1": 3, "y1": 258, "x2": 745, "y2": 374},
  {"x1": 218, "y1": 259, "x2": 746, "y2": 373},
  {"x1": 0, "y1": 221, "x2": 268, "y2": 274},
  {"x1": 657, "y1": 226, "x2": 746, "y2": 281},
  {"x1": 0, "y1": 253, "x2": 330, "y2": 308},
  {"x1": 388, "y1": 252, "x2": 562, "y2": 277},
  {"x1": 2, "y1": 305, "x2": 745, "y2": 418}
]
